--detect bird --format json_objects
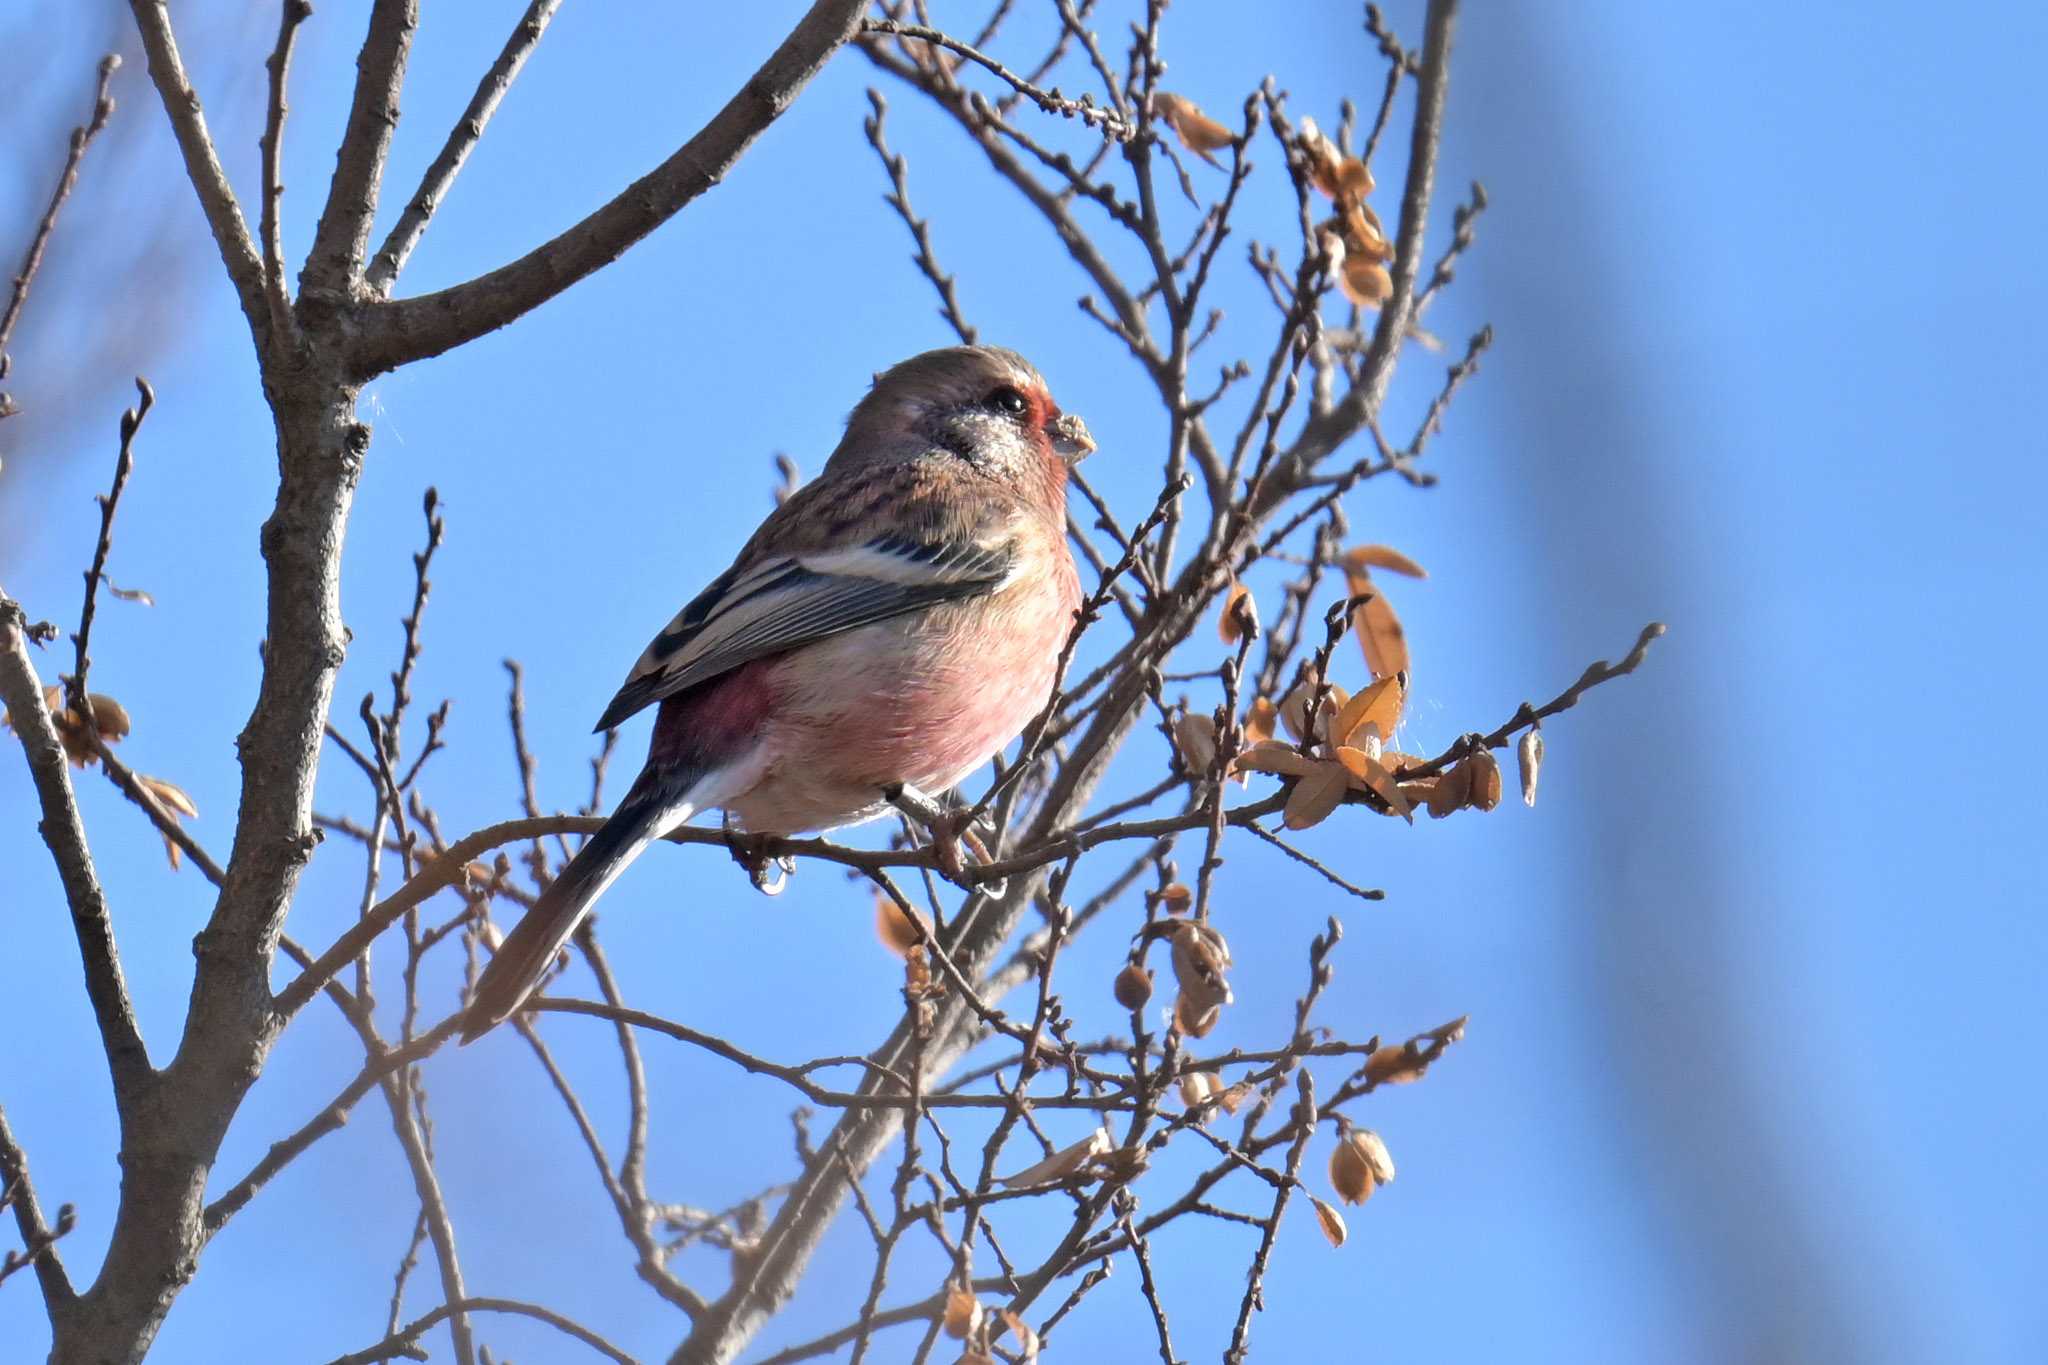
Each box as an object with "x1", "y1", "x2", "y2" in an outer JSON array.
[{"x1": 460, "y1": 345, "x2": 1093, "y2": 1042}]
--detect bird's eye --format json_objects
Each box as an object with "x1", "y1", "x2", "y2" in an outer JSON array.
[{"x1": 986, "y1": 386, "x2": 1030, "y2": 416}]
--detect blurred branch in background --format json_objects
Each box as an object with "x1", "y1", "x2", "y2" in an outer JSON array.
[{"x1": 0, "y1": 3, "x2": 266, "y2": 573}]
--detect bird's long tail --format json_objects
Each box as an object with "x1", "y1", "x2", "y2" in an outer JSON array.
[{"x1": 460, "y1": 777, "x2": 695, "y2": 1043}]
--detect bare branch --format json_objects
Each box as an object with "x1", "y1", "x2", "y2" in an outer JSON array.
[
  {"x1": 302, "y1": 0, "x2": 419, "y2": 297},
  {"x1": 324, "y1": 1295, "x2": 639, "y2": 1365},
  {"x1": 0, "y1": 1104, "x2": 75, "y2": 1307},
  {"x1": 259, "y1": 1, "x2": 313, "y2": 340},
  {"x1": 863, "y1": 89, "x2": 978, "y2": 346},
  {"x1": 863, "y1": 19, "x2": 1133, "y2": 138},
  {"x1": 351, "y1": 0, "x2": 869, "y2": 375},
  {"x1": 367, "y1": 0, "x2": 566, "y2": 293},
  {"x1": 68, "y1": 377, "x2": 153, "y2": 714}
]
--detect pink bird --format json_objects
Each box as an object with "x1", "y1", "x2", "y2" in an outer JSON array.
[{"x1": 461, "y1": 346, "x2": 1093, "y2": 1041}]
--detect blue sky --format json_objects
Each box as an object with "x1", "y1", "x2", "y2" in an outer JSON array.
[{"x1": 3, "y1": 4, "x2": 2043, "y2": 1362}]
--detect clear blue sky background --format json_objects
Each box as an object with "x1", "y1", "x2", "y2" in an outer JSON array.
[{"x1": 3, "y1": 4, "x2": 2043, "y2": 1362}]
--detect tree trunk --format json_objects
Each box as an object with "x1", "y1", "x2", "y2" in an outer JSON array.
[{"x1": 46, "y1": 358, "x2": 366, "y2": 1364}]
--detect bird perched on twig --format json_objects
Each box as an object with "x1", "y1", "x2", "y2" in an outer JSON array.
[{"x1": 461, "y1": 346, "x2": 1093, "y2": 1042}]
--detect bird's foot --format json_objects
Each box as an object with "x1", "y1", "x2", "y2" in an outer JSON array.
[
  {"x1": 883, "y1": 783, "x2": 1005, "y2": 896},
  {"x1": 722, "y1": 814, "x2": 793, "y2": 896}
]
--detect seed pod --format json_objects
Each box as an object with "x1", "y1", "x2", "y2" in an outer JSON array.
[
  {"x1": 1519, "y1": 728, "x2": 1544, "y2": 806},
  {"x1": 1178, "y1": 1070, "x2": 1225, "y2": 1108},
  {"x1": 1174, "y1": 990, "x2": 1222, "y2": 1039},
  {"x1": 943, "y1": 1287, "x2": 983, "y2": 1339},
  {"x1": 1114, "y1": 962, "x2": 1155, "y2": 1011},
  {"x1": 1329, "y1": 1127, "x2": 1397, "y2": 1205},
  {"x1": 1169, "y1": 921, "x2": 1233, "y2": 1010},
  {"x1": 1469, "y1": 748, "x2": 1503, "y2": 811},
  {"x1": 1426, "y1": 758, "x2": 1473, "y2": 818},
  {"x1": 1172, "y1": 711, "x2": 1218, "y2": 776}
]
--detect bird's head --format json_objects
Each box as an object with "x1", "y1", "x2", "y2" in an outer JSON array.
[{"x1": 829, "y1": 345, "x2": 1096, "y2": 488}]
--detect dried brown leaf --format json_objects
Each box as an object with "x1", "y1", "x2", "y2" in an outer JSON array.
[
  {"x1": 1333, "y1": 674, "x2": 1404, "y2": 747},
  {"x1": 1244, "y1": 696, "x2": 1278, "y2": 744},
  {"x1": 1343, "y1": 544, "x2": 1428, "y2": 578},
  {"x1": 1283, "y1": 759, "x2": 1350, "y2": 830},
  {"x1": 1344, "y1": 569, "x2": 1410, "y2": 680},
  {"x1": 1339, "y1": 201, "x2": 1392, "y2": 260},
  {"x1": 1151, "y1": 91, "x2": 1234, "y2": 164},
  {"x1": 874, "y1": 894, "x2": 927, "y2": 957},
  {"x1": 138, "y1": 774, "x2": 197, "y2": 819},
  {"x1": 998, "y1": 1128, "x2": 1113, "y2": 1188},
  {"x1": 1232, "y1": 739, "x2": 1317, "y2": 778},
  {"x1": 86, "y1": 694, "x2": 130, "y2": 741},
  {"x1": 999, "y1": 1308, "x2": 1040, "y2": 1362},
  {"x1": 1279, "y1": 677, "x2": 1349, "y2": 745},
  {"x1": 1333, "y1": 746, "x2": 1413, "y2": 823},
  {"x1": 1298, "y1": 116, "x2": 1374, "y2": 201},
  {"x1": 1365, "y1": 1044, "x2": 1426, "y2": 1085},
  {"x1": 1310, "y1": 1194, "x2": 1350, "y2": 1248},
  {"x1": 1219, "y1": 579, "x2": 1259, "y2": 644}
]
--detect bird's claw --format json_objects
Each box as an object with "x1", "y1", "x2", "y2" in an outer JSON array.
[
  {"x1": 884, "y1": 783, "x2": 1006, "y2": 896},
  {"x1": 722, "y1": 816, "x2": 793, "y2": 897}
]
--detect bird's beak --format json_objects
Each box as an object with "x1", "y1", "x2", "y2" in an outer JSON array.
[{"x1": 1049, "y1": 411, "x2": 1097, "y2": 464}]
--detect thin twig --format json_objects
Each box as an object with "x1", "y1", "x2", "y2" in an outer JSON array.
[
  {"x1": 367, "y1": 0, "x2": 566, "y2": 292},
  {"x1": 258, "y1": 1, "x2": 312, "y2": 340}
]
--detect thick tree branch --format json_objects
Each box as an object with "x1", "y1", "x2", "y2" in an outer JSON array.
[
  {"x1": 350, "y1": 0, "x2": 868, "y2": 376},
  {"x1": 301, "y1": 0, "x2": 418, "y2": 297}
]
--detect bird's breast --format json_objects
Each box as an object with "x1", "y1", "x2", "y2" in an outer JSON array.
[{"x1": 723, "y1": 553, "x2": 1080, "y2": 835}]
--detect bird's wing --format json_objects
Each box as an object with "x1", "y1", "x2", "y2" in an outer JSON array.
[{"x1": 592, "y1": 530, "x2": 1016, "y2": 732}]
